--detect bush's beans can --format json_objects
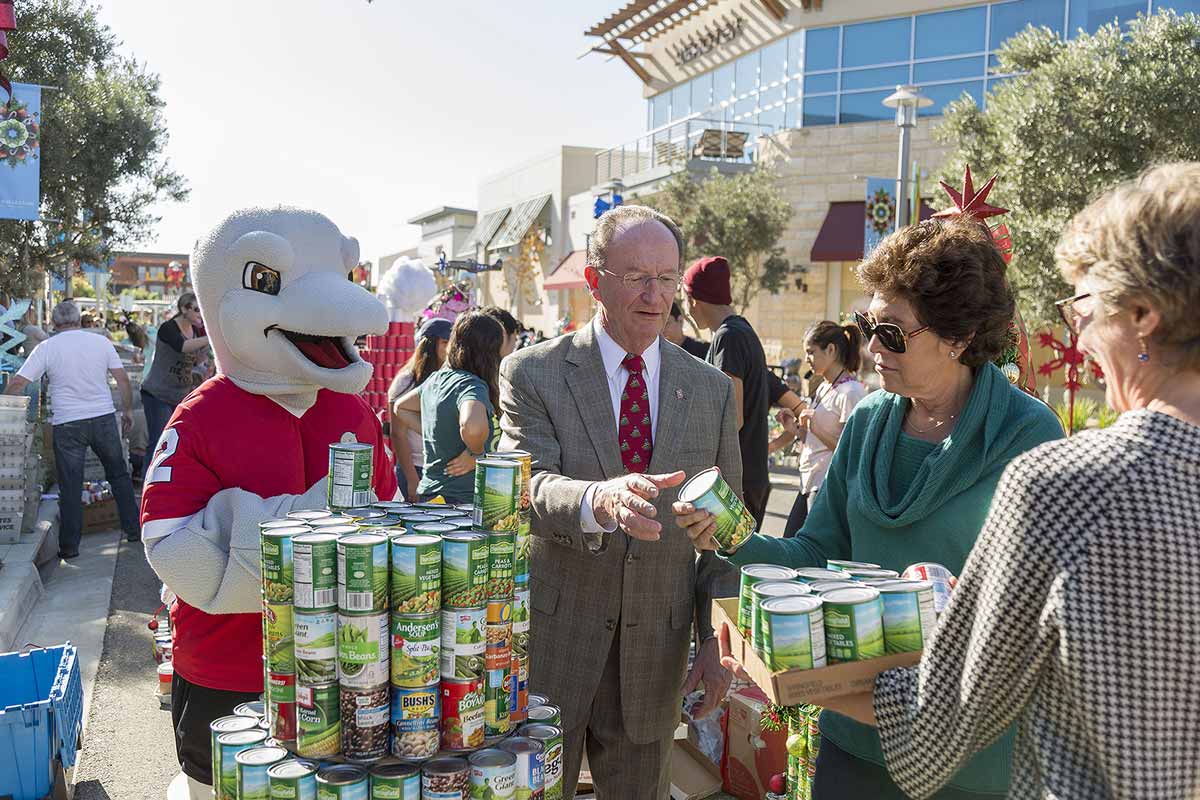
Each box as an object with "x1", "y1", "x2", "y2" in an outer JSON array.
[
  {"x1": 826, "y1": 559, "x2": 881, "y2": 572},
  {"x1": 442, "y1": 532, "x2": 489, "y2": 608},
  {"x1": 441, "y1": 605, "x2": 486, "y2": 680},
  {"x1": 485, "y1": 664, "x2": 512, "y2": 737},
  {"x1": 486, "y1": 600, "x2": 513, "y2": 672},
  {"x1": 902, "y1": 562, "x2": 954, "y2": 614},
  {"x1": 486, "y1": 532, "x2": 516, "y2": 601},
  {"x1": 737, "y1": 565, "x2": 797, "y2": 636},
  {"x1": 879, "y1": 580, "x2": 937, "y2": 653},
  {"x1": 338, "y1": 612, "x2": 389, "y2": 688},
  {"x1": 761, "y1": 595, "x2": 827, "y2": 671},
  {"x1": 792, "y1": 567, "x2": 848, "y2": 583},
  {"x1": 310, "y1": 517, "x2": 358, "y2": 529},
  {"x1": 294, "y1": 533, "x2": 339, "y2": 612},
  {"x1": 316, "y1": 764, "x2": 369, "y2": 800},
  {"x1": 525, "y1": 704, "x2": 560, "y2": 727},
  {"x1": 390, "y1": 686, "x2": 440, "y2": 761},
  {"x1": 288, "y1": 510, "x2": 333, "y2": 523},
  {"x1": 368, "y1": 762, "x2": 420, "y2": 799},
  {"x1": 296, "y1": 682, "x2": 340, "y2": 758},
  {"x1": 487, "y1": 450, "x2": 532, "y2": 581},
  {"x1": 390, "y1": 534, "x2": 442, "y2": 614},
  {"x1": 821, "y1": 586, "x2": 885, "y2": 663},
  {"x1": 267, "y1": 759, "x2": 318, "y2": 799},
  {"x1": 519, "y1": 724, "x2": 563, "y2": 800},
  {"x1": 236, "y1": 746, "x2": 289, "y2": 800},
  {"x1": 527, "y1": 694, "x2": 549, "y2": 710},
  {"x1": 391, "y1": 613, "x2": 440, "y2": 688},
  {"x1": 676, "y1": 468, "x2": 756, "y2": 552},
  {"x1": 340, "y1": 685, "x2": 390, "y2": 763},
  {"x1": 264, "y1": 602, "x2": 295, "y2": 674},
  {"x1": 268, "y1": 679, "x2": 297, "y2": 743},
  {"x1": 215, "y1": 729, "x2": 268, "y2": 800},
  {"x1": 469, "y1": 748, "x2": 517, "y2": 800},
  {"x1": 210, "y1": 716, "x2": 260, "y2": 799},
  {"x1": 845, "y1": 568, "x2": 900, "y2": 580},
  {"x1": 509, "y1": 649, "x2": 528, "y2": 725},
  {"x1": 294, "y1": 610, "x2": 338, "y2": 685},
  {"x1": 328, "y1": 443, "x2": 374, "y2": 511},
  {"x1": 262, "y1": 526, "x2": 306, "y2": 604},
  {"x1": 808, "y1": 580, "x2": 861, "y2": 594},
  {"x1": 499, "y1": 736, "x2": 545, "y2": 800},
  {"x1": 337, "y1": 533, "x2": 389, "y2": 615},
  {"x1": 750, "y1": 581, "x2": 813, "y2": 656},
  {"x1": 421, "y1": 756, "x2": 470, "y2": 799},
  {"x1": 441, "y1": 676, "x2": 486, "y2": 751},
  {"x1": 234, "y1": 700, "x2": 265, "y2": 719},
  {"x1": 474, "y1": 459, "x2": 521, "y2": 533}
]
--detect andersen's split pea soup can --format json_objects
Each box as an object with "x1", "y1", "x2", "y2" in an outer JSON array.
[
  {"x1": 676, "y1": 468, "x2": 756, "y2": 552},
  {"x1": 391, "y1": 613, "x2": 440, "y2": 688},
  {"x1": 750, "y1": 580, "x2": 812, "y2": 656},
  {"x1": 737, "y1": 564, "x2": 797, "y2": 636},
  {"x1": 390, "y1": 534, "x2": 442, "y2": 614},
  {"x1": 821, "y1": 586, "x2": 884, "y2": 663},
  {"x1": 761, "y1": 595, "x2": 826, "y2": 671},
  {"x1": 327, "y1": 443, "x2": 374, "y2": 512},
  {"x1": 879, "y1": 580, "x2": 937, "y2": 654}
]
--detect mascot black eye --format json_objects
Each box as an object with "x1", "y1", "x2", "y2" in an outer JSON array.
[{"x1": 243, "y1": 262, "x2": 281, "y2": 295}]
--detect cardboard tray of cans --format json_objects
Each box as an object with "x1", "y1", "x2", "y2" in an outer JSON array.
[{"x1": 712, "y1": 597, "x2": 920, "y2": 707}]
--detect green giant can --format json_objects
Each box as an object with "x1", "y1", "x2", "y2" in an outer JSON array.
[
  {"x1": 676, "y1": 467, "x2": 756, "y2": 552},
  {"x1": 821, "y1": 586, "x2": 885, "y2": 663},
  {"x1": 294, "y1": 610, "x2": 338, "y2": 685},
  {"x1": 737, "y1": 564, "x2": 797, "y2": 636},
  {"x1": 328, "y1": 443, "x2": 374, "y2": 512},
  {"x1": 264, "y1": 601, "x2": 295, "y2": 674},
  {"x1": 390, "y1": 534, "x2": 442, "y2": 614}
]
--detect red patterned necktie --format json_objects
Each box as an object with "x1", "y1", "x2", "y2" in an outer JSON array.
[{"x1": 618, "y1": 353, "x2": 653, "y2": 473}]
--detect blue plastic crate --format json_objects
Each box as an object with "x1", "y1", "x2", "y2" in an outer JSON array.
[{"x1": 0, "y1": 644, "x2": 83, "y2": 800}]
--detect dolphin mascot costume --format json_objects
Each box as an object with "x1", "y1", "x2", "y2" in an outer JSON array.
[{"x1": 141, "y1": 208, "x2": 398, "y2": 797}]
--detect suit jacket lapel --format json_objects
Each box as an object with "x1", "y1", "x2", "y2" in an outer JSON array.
[
  {"x1": 650, "y1": 340, "x2": 694, "y2": 475},
  {"x1": 565, "y1": 324, "x2": 624, "y2": 480}
]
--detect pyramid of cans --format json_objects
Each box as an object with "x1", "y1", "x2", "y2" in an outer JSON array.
[{"x1": 209, "y1": 443, "x2": 568, "y2": 800}]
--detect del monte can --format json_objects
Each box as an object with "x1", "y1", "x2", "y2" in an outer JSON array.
[{"x1": 676, "y1": 468, "x2": 755, "y2": 552}]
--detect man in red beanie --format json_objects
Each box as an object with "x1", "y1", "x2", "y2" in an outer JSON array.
[{"x1": 682, "y1": 256, "x2": 773, "y2": 527}]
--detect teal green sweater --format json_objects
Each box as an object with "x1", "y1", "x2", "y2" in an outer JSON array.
[{"x1": 724, "y1": 364, "x2": 1062, "y2": 795}]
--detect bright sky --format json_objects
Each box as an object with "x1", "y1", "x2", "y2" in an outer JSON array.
[{"x1": 92, "y1": 0, "x2": 645, "y2": 265}]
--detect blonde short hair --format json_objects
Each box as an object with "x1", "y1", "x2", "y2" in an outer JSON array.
[{"x1": 1056, "y1": 162, "x2": 1200, "y2": 370}]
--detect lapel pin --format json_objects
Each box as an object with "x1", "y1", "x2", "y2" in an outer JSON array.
[{"x1": 675, "y1": 388, "x2": 684, "y2": 400}]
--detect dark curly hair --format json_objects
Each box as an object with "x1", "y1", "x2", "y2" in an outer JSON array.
[{"x1": 857, "y1": 216, "x2": 1014, "y2": 368}]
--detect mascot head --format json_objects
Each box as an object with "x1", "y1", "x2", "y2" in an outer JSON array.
[{"x1": 191, "y1": 207, "x2": 389, "y2": 405}]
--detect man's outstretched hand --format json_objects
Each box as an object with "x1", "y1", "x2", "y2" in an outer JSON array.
[{"x1": 592, "y1": 471, "x2": 686, "y2": 541}]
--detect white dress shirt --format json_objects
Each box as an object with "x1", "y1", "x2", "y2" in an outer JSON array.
[{"x1": 580, "y1": 318, "x2": 662, "y2": 534}]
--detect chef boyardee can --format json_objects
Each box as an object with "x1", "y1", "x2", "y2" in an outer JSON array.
[
  {"x1": 485, "y1": 664, "x2": 512, "y2": 737},
  {"x1": 296, "y1": 682, "x2": 341, "y2": 758},
  {"x1": 441, "y1": 676, "x2": 486, "y2": 751},
  {"x1": 737, "y1": 565, "x2": 797, "y2": 636},
  {"x1": 499, "y1": 736, "x2": 545, "y2": 800},
  {"x1": 442, "y1": 532, "x2": 489, "y2": 608},
  {"x1": 676, "y1": 467, "x2": 756, "y2": 552},
  {"x1": 487, "y1": 450, "x2": 532, "y2": 581},
  {"x1": 340, "y1": 685, "x2": 390, "y2": 762},
  {"x1": 422, "y1": 756, "x2": 470, "y2": 799},
  {"x1": 316, "y1": 764, "x2": 369, "y2": 800},
  {"x1": 879, "y1": 580, "x2": 937, "y2": 654},
  {"x1": 826, "y1": 559, "x2": 881, "y2": 572},
  {"x1": 519, "y1": 724, "x2": 563, "y2": 800},
  {"x1": 294, "y1": 533, "x2": 339, "y2": 612},
  {"x1": 267, "y1": 759, "x2": 318, "y2": 799},
  {"x1": 328, "y1": 443, "x2": 374, "y2": 511},
  {"x1": 474, "y1": 458, "x2": 520, "y2": 533},
  {"x1": 390, "y1": 534, "x2": 442, "y2": 614},
  {"x1": 792, "y1": 567, "x2": 848, "y2": 583},
  {"x1": 211, "y1": 716, "x2": 260, "y2": 800},
  {"x1": 526, "y1": 704, "x2": 561, "y2": 727},
  {"x1": 487, "y1": 531, "x2": 516, "y2": 601},
  {"x1": 237, "y1": 746, "x2": 289, "y2": 800},
  {"x1": 469, "y1": 748, "x2": 517, "y2": 800},
  {"x1": 369, "y1": 762, "x2": 420, "y2": 799},
  {"x1": 265, "y1": 602, "x2": 295, "y2": 674},
  {"x1": 441, "y1": 605, "x2": 486, "y2": 680},
  {"x1": 750, "y1": 581, "x2": 813, "y2": 656},
  {"x1": 390, "y1": 685, "x2": 441, "y2": 761},
  {"x1": 821, "y1": 586, "x2": 885, "y2": 663},
  {"x1": 338, "y1": 612, "x2": 389, "y2": 688},
  {"x1": 761, "y1": 595, "x2": 827, "y2": 671},
  {"x1": 215, "y1": 729, "x2": 268, "y2": 800},
  {"x1": 338, "y1": 533, "x2": 389, "y2": 615},
  {"x1": 391, "y1": 613, "x2": 440, "y2": 688},
  {"x1": 295, "y1": 610, "x2": 338, "y2": 685}
]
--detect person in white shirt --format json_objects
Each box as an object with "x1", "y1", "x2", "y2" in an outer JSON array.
[{"x1": 4, "y1": 300, "x2": 141, "y2": 558}]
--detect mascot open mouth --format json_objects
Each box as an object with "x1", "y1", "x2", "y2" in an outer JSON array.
[{"x1": 269, "y1": 327, "x2": 355, "y2": 370}]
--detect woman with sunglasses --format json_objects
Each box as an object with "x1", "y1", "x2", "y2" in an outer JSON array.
[
  {"x1": 142, "y1": 291, "x2": 209, "y2": 458},
  {"x1": 679, "y1": 215, "x2": 1063, "y2": 799}
]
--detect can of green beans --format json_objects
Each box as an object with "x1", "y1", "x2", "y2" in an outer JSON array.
[
  {"x1": 442, "y1": 532, "x2": 489, "y2": 608},
  {"x1": 390, "y1": 534, "x2": 442, "y2": 614},
  {"x1": 328, "y1": 443, "x2": 374, "y2": 511},
  {"x1": 338, "y1": 612, "x2": 390, "y2": 689},
  {"x1": 267, "y1": 758, "x2": 318, "y2": 799},
  {"x1": 737, "y1": 565, "x2": 797, "y2": 636},
  {"x1": 676, "y1": 468, "x2": 756, "y2": 552},
  {"x1": 761, "y1": 595, "x2": 827, "y2": 671},
  {"x1": 441, "y1": 605, "x2": 486, "y2": 681},
  {"x1": 294, "y1": 610, "x2": 338, "y2": 684},
  {"x1": 487, "y1": 532, "x2": 516, "y2": 601},
  {"x1": 293, "y1": 533, "x2": 339, "y2": 613},
  {"x1": 474, "y1": 459, "x2": 521, "y2": 533},
  {"x1": 750, "y1": 580, "x2": 813, "y2": 655},
  {"x1": 264, "y1": 602, "x2": 295, "y2": 675},
  {"x1": 337, "y1": 533, "x2": 389, "y2": 615},
  {"x1": 821, "y1": 586, "x2": 885, "y2": 663},
  {"x1": 296, "y1": 682, "x2": 341, "y2": 759}
]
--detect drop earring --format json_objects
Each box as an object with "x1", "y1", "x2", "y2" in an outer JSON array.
[{"x1": 1137, "y1": 336, "x2": 1150, "y2": 363}]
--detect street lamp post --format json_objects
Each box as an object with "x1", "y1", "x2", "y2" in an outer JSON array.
[{"x1": 883, "y1": 85, "x2": 932, "y2": 229}]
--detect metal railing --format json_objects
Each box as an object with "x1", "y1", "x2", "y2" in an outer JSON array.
[{"x1": 594, "y1": 117, "x2": 776, "y2": 184}]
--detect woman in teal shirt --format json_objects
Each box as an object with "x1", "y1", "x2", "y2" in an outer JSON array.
[{"x1": 680, "y1": 216, "x2": 1063, "y2": 799}]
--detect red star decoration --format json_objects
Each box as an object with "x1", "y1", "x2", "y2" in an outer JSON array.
[{"x1": 931, "y1": 165, "x2": 1009, "y2": 221}]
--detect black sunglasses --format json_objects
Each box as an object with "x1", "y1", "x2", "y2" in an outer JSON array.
[{"x1": 854, "y1": 310, "x2": 930, "y2": 354}]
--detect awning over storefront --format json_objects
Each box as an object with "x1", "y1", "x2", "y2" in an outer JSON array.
[
  {"x1": 456, "y1": 207, "x2": 510, "y2": 257},
  {"x1": 544, "y1": 249, "x2": 588, "y2": 291},
  {"x1": 491, "y1": 194, "x2": 552, "y2": 250},
  {"x1": 810, "y1": 200, "x2": 936, "y2": 262}
]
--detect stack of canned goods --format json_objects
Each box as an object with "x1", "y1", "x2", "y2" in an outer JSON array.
[{"x1": 736, "y1": 559, "x2": 951, "y2": 672}]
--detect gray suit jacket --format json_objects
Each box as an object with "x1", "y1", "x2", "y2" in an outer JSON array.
[{"x1": 498, "y1": 323, "x2": 742, "y2": 744}]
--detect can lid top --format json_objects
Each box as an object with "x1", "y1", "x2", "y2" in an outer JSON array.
[
  {"x1": 821, "y1": 586, "x2": 881, "y2": 603},
  {"x1": 422, "y1": 756, "x2": 470, "y2": 774},
  {"x1": 793, "y1": 568, "x2": 846, "y2": 580},
  {"x1": 486, "y1": 449, "x2": 531, "y2": 460},
  {"x1": 391, "y1": 533, "x2": 443, "y2": 546},
  {"x1": 310, "y1": 515, "x2": 356, "y2": 525},
  {"x1": 826, "y1": 559, "x2": 881, "y2": 570},
  {"x1": 676, "y1": 467, "x2": 720, "y2": 502},
  {"x1": 742, "y1": 565, "x2": 796, "y2": 580},
  {"x1": 344, "y1": 507, "x2": 385, "y2": 516},
  {"x1": 395, "y1": 513, "x2": 440, "y2": 523},
  {"x1": 210, "y1": 715, "x2": 260, "y2": 734},
  {"x1": 526, "y1": 705, "x2": 559, "y2": 720},
  {"x1": 425, "y1": 508, "x2": 468, "y2": 518},
  {"x1": 331, "y1": 442, "x2": 373, "y2": 450},
  {"x1": 845, "y1": 568, "x2": 900, "y2": 579},
  {"x1": 370, "y1": 762, "x2": 420, "y2": 778},
  {"x1": 468, "y1": 748, "x2": 518, "y2": 768},
  {"x1": 443, "y1": 530, "x2": 487, "y2": 542},
  {"x1": 372, "y1": 501, "x2": 411, "y2": 510},
  {"x1": 518, "y1": 723, "x2": 564, "y2": 740},
  {"x1": 751, "y1": 581, "x2": 811, "y2": 598},
  {"x1": 334, "y1": 532, "x2": 388, "y2": 545},
  {"x1": 234, "y1": 746, "x2": 288, "y2": 766},
  {"x1": 267, "y1": 760, "x2": 318, "y2": 779},
  {"x1": 260, "y1": 518, "x2": 306, "y2": 529},
  {"x1": 216, "y1": 729, "x2": 268, "y2": 746},
  {"x1": 311, "y1": 524, "x2": 359, "y2": 534},
  {"x1": 453, "y1": 503, "x2": 476, "y2": 512},
  {"x1": 411, "y1": 522, "x2": 458, "y2": 533},
  {"x1": 291, "y1": 532, "x2": 339, "y2": 543},
  {"x1": 498, "y1": 736, "x2": 545, "y2": 755},
  {"x1": 357, "y1": 519, "x2": 397, "y2": 529},
  {"x1": 233, "y1": 702, "x2": 264, "y2": 717},
  {"x1": 316, "y1": 764, "x2": 370, "y2": 783},
  {"x1": 287, "y1": 510, "x2": 333, "y2": 520},
  {"x1": 877, "y1": 579, "x2": 933, "y2": 592},
  {"x1": 261, "y1": 526, "x2": 310, "y2": 537},
  {"x1": 476, "y1": 458, "x2": 521, "y2": 467},
  {"x1": 807, "y1": 581, "x2": 860, "y2": 592},
  {"x1": 761, "y1": 594, "x2": 823, "y2": 613}
]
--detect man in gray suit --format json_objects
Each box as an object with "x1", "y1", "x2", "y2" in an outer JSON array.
[{"x1": 499, "y1": 205, "x2": 743, "y2": 799}]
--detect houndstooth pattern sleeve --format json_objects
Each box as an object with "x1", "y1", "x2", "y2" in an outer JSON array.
[{"x1": 873, "y1": 411, "x2": 1200, "y2": 800}]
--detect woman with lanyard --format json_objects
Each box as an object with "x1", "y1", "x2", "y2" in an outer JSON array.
[
  {"x1": 141, "y1": 292, "x2": 209, "y2": 456},
  {"x1": 777, "y1": 321, "x2": 868, "y2": 536}
]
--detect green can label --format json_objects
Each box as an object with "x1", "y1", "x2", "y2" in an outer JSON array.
[
  {"x1": 881, "y1": 582, "x2": 936, "y2": 654},
  {"x1": 328, "y1": 443, "x2": 374, "y2": 511},
  {"x1": 441, "y1": 606, "x2": 486, "y2": 680},
  {"x1": 512, "y1": 583, "x2": 529, "y2": 657},
  {"x1": 337, "y1": 534, "x2": 389, "y2": 615},
  {"x1": 750, "y1": 582, "x2": 811, "y2": 656},
  {"x1": 210, "y1": 718, "x2": 261, "y2": 800},
  {"x1": 442, "y1": 533, "x2": 490, "y2": 608},
  {"x1": 761, "y1": 595, "x2": 826, "y2": 671},
  {"x1": 821, "y1": 587, "x2": 885, "y2": 663},
  {"x1": 262, "y1": 528, "x2": 303, "y2": 604},
  {"x1": 488, "y1": 451, "x2": 532, "y2": 581},
  {"x1": 391, "y1": 613, "x2": 441, "y2": 688},
  {"x1": 677, "y1": 468, "x2": 756, "y2": 552},
  {"x1": 267, "y1": 761, "x2": 317, "y2": 799},
  {"x1": 485, "y1": 665, "x2": 512, "y2": 736},
  {"x1": 737, "y1": 565, "x2": 796, "y2": 636},
  {"x1": 474, "y1": 459, "x2": 520, "y2": 532},
  {"x1": 337, "y1": 612, "x2": 389, "y2": 689},
  {"x1": 267, "y1": 672, "x2": 295, "y2": 705},
  {"x1": 487, "y1": 532, "x2": 516, "y2": 600},
  {"x1": 293, "y1": 534, "x2": 338, "y2": 612},
  {"x1": 368, "y1": 771, "x2": 419, "y2": 799},
  {"x1": 294, "y1": 610, "x2": 337, "y2": 684},
  {"x1": 237, "y1": 749, "x2": 288, "y2": 800},
  {"x1": 264, "y1": 602, "x2": 295, "y2": 674},
  {"x1": 216, "y1": 731, "x2": 268, "y2": 800},
  {"x1": 296, "y1": 683, "x2": 340, "y2": 758},
  {"x1": 391, "y1": 534, "x2": 442, "y2": 614}
]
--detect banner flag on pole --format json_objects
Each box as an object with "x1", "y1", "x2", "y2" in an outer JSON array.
[
  {"x1": 0, "y1": 82, "x2": 40, "y2": 221},
  {"x1": 864, "y1": 176, "x2": 896, "y2": 258}
]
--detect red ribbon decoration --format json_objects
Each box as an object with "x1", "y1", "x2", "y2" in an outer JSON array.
[{"x1": 0, "y1": 1, "x2": 16, "y2": 98}]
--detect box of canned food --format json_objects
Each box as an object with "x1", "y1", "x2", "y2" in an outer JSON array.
[{"x1": 711, "y1": 596, "x2": 920, "y2": 707}]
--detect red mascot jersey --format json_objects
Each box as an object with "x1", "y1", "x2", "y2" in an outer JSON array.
[{"x1": 141, "y1": 375, "x2": 397, "y2": 692}]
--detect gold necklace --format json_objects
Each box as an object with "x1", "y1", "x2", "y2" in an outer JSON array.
[{"x1": 905, "y1": 407, "x2": 957, "y2": 435}]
